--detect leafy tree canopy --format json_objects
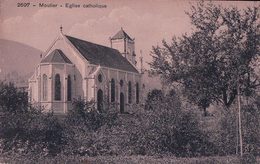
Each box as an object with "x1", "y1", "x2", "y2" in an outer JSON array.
[{"x1": 149, "y1": 2, "x2": 260, "y2": 111}]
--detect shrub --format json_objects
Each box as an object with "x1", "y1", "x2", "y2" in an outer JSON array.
[
  {"x1": 241, "y1": 103, "x2": 260, "y2": 156},
  {"x1": 0, "y1": 81, "x2": 66, "y2": 156},
  {"x1": 65, "y1": 98, "x2": 118, "y2": 131},
  {"x1": 216, "y1": 106, "x2": 238, "y2": 155},
  {"x1": 240, "y1": 153, "x2": 257, "y2": 164},
  {"x1": 63, "y1": 98, "x2": 119, "y2": 156},
  {"x1": 216, "y1": 95, "x2": 260, "y2": 156},
  {"x1": 0, "y1": 82, "x2": 219, "y2": 159},
  {"x1": 128, "y1": 110, "x2": 215, "y2": 157},
  {"x1": 124, "y1": 89, "x2": 214, "y2": 157},
  {"x1": 0, "y1": 82, "x2": 28, "y2": 113},
  {"x1": 0, "y1": 108, "x2": 66, "y2": 156},
  {"x1": 145, "y1": 89, "x2": 164, "y2": 110}
]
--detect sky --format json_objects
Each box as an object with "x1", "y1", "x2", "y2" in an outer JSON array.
[{"x1": 0, "y1": 0, "x2": 259, "y2": 68}]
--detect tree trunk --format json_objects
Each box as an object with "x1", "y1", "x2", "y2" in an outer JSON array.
[{"x1": 203, "y1": 106, "x2": 207, "y2": 117}]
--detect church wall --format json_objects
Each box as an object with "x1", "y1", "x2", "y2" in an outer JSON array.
[
  {"x1": 34, "y1": 67, "x2": 40, "y2": 102},
  {"x1": 29, "y1": 75, "x2": 39, "y2": 104},
  {"x1": 126, "y1": 72, "x2": 135, "y2": 105},
  {"x1": 111, "y1": 39, "x2": 124, "y2": 53},
  {"x1": 65, "y1": 65, "x2": 76, "y2": 112},
  {"x1": 118, "y1": 71, "x2": 127, "y2": 107},
  {"x1": 108, "y1": 70, "x2": 118, "y2": 102},
  {"x1": 71, "y1": 66, "x2": 84, "y2": 99},
  {"x1": 44, "y1": 37, "x2": 86, "y2": 101},
  {"x1": 32, "y1": 66, "x2": 42, "y2": 103},
  {"x1": 87, "y1": 66, "x2": 141, "y2": 113},
  {"x1": 125, "y1": 40, "x2": 135, "y2": 64},
  {"x1": 86, "y1": 78, "x2": 95, "y2": 102},
  {"x1": 109, "y1": 70, "x2": 117, "y2": 80},
  {"x1": 126, "y1": 40, "x2": 134, "y2": 54},
  {"x1": 29, "y1": 69, "x2": 37, "y2": 102},
  {"x1": 39, "y1": 64, "x2": 52, "y2": 112},
  {"x1": 40, "y1": 63, "x2": 78, "y2": 113},
  {"x1": 95, "y1": 68, "x2": 107, "y2": 98},
  {"x1": 111, "y1": 39, "x2": 135, "y2": 65},
  {"x1": 40, "y1": 64, "x2": 51, "y2": 100},
  {"x1": 51, "y1": 64, "x2": 65, "y2": 113}
]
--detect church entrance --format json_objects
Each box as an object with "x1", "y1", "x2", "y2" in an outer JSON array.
[
  {"x1": 97, "y1": 89, "x2": 103, "y2": 111},
  {"x1": 120, "y1": 92, "x2": 124, "y2": 113}
]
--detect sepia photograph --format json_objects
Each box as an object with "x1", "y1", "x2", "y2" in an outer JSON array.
[{"x1": 0, "y1": 0, "x2": 259, "y2": 163}]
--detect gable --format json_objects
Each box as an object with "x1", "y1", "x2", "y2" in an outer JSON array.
[{"x1": 65, "y1": 35, "x2": 139, "y2": 73}]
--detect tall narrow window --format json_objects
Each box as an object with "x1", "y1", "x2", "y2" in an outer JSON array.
[
  {"x1": 136, "y1": 83, "x2": 139, "y2": 104},
  {"x1": 67, "y1": 75, "x2": 72, "y2": 101},
  {"x1": 128, "y1": 81, "x2": 132, "y2": 104},
  {"x1": 97, "y1": 89, "x2": 103, "y2": 111},
  {"x1": 111, "y1": 79, "x2": 115, "y2": 102},
  {"x1": 120, "y1": 80, "x2": 124, "y2": 87},
  {"x1": 42, "y1": 74, "x2": 48, "y2": 101},
  {"x1": 55, "y1": 74, "x2": 61, "y2": 101},
  {"x1": 98, "y1": 74, "x2": 102, "y2": 83}
]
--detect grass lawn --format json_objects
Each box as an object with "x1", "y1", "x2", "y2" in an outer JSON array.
[
  {"x1": 84, "y1": 156, "x2": 241, "y2": 164},
  {"x1": 3, "y1": 155, "x2": 257, "y2": 164}
]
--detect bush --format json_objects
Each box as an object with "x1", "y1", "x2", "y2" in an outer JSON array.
[
  {"x1": 0, "y1": 82, "x2": 28, "y2": 113},
  {"x1": 216, "y1": 95, "x2": 260, "y2": 156},
  {"x1": 0, "y1": 108, "x2": 66, "y2": 156},
  {"x1": 0, "y1": 82, "x2": 66, "y2": 156},
  {"x1": 240, "y1": 153, "x2": 257, "y2": 164},
  {"x1": 145, "y1": 89, "x2": 164, "y2": 110},
  {"x1": 124, "y1": 110, "x2": 215, "y2": 157},
  {"x1": 241, "y1": 103, "x2": 260, "y2": 156},
  {"x1": 63, "y1": 94, "x2": 208, "y2": 157},
  {"x1": 123, "y1": 89, "x2": 214, "y2": 157},
  {"x1": 216, "y1": 106, "x2": 238, "y2": 155},
  {"x1": 0, "y1": 82, "x2": 220, "y2": 159},
  {"x1": 65, "y1": 98, "x2": 118, "y2": 131},
  {"x1": 63, "y1": 98, "x2": 119, "y2": 156}
]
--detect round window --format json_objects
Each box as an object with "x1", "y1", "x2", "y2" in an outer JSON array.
[{"x1": 98, "y1": 74, "x2": 102, "y2": 82}]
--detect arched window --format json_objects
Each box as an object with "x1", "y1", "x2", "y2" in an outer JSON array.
[
  {"x1": 120, "y1": 80, "x2": 124, "y2": 87},
  {"x1": 67, "y1": 75, "x2": 72, "y2": 101},
  {"x1": 54, "y1": 74, "x2": 61, "y2": 101},
  {"x1": 111, "y1": 79, "x2": 115, "y2": 102},
  {"x1": 136, "y1": 83, "x2": 139, "y2": 104},
  {"x1": 42, "y1": 74, "x2": 48, "y2": 101},
  {"x1": 97, "y1": 89, "x2": 103, "y2": 111},
  {"x1": 120, "y1": 92, "x2": 124, "y2": 113},
  {"x1": 98, "y1": 74, "x2": 102, "y2": 83},
  {"x1": 128, "y1": 81, "x2": 132, "y2": 104}
]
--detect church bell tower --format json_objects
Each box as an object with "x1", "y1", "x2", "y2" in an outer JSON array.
[{"x1": 110, "y1": 28, "x2": 136, "y2": 66}]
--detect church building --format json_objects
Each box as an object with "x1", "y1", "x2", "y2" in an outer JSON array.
[{"x1": 28, "y1": 27, "x2": 142, "y2": 114}]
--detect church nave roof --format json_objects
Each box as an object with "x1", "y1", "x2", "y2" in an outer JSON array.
[{"x1": 66, "y1": 35, "x2": 138, "y2": 73}]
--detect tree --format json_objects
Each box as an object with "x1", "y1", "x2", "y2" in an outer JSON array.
[{"x1": 149, "y1": 2, "x2": 260, "y2": 114}]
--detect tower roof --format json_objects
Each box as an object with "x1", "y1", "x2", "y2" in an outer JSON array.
[
  {"x1": 41, "y1": 49, "x2": 72, "y2": 64},
  {"x1": 111, "y1": 28, "x2": 133, "y2": 41}
]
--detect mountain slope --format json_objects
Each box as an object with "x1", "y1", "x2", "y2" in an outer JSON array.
[{"x1": 0, "y1": 39, "x2": 42, "y2": 81}]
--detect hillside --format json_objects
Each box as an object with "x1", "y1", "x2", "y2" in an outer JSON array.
[{"x1": 0, "y1": 39, "x2": 42, "y2": 83}]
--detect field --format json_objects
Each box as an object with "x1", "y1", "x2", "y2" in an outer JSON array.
[
  {"x1": 86, "y1": 156, "x2": 241, "y2": 164},
  {"x1": 2, "y1": 155, "x2": 260, "y2": 164}
]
